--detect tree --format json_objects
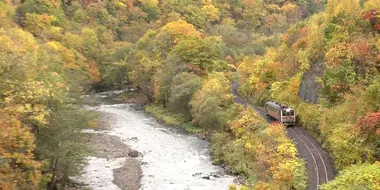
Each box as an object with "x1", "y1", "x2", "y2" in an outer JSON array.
[
  {"x1": 22, "y1": 13, "x2": 57, "y2": 40},
  {"x1": 229, "y1": 107, "x2": 268, "y2": 137},
  {"x1": 36, "y1": 105, "x2": 90, "y2": 189},
  {"x1": 170, "y1": 36, "x2": 227, "y2": 73},
  {"x1": 81, "y1": 27, "x2": 101, "y2": 59},
  {"x1": 86, "y1": 59, "x2": 102, "y2": 84},
  {"x1": 126, "y1": 30, "x2": 161, "y2": 102},
  {"x1": 0, "y1": 26, "x2": 49, "y2": 190},
  {"x1": 0, "y1": 8, "x2": 93, "y2": 189},
  {"x1": 164, "y1": 0, "x2": 206, "y2": 28},
  {"x1": 280, "y1": 3, "x2": 301, "y2": 24},
  {"x1": 0, "y1": 110, "x2": 41, "y2": 190},
  {"x1": 325, "y1": 0, "x2": 361, "y2": 19},
  {"x1": 363, "y1": 0, "x2": 380, "y2": 10},
  {"x1": 138, "y1": 0, "x2": 160, "y2": 20},
  {"x1": 210, "y1": 24, "x2": 250, "y2": 50},
  {"x1": 160, "y1": 20, "x2": 201, "y2": 41},
  {"x1": 168, "y1": 72, "x2": 201, "y2": 120},
  {"x1": 190, "y1": 72, "x2": 234, "y2": 130},
  {"x1": 356, "y1": 112, "x2": 380, "y2": 160},
  {"x1": 320, "y1": 62, "x2": 357, "y2": 106},
  {"x1": 236, "y1": 6, "x2": 265, "y2": 31},
  {"x1": 17, "y1": 0, "x2": 66, "y2": 26},
  {"x1": 201, "y1": 4, "x2": 220, "y2": 22},
  {"x1": 363, "y1": 9, "x2": 380, "y2": 33}
]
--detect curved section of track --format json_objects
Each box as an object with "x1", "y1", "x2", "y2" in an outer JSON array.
[
  {"x1": 231, "y1": 81, "x2": 336, "y2": 190},
  {"x1": 287, "y1": 127, "x2": 335, "y2": 189}
]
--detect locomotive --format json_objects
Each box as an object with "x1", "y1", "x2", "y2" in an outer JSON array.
[{"x1": 265, "y1": 101, "x2": 296, "y2": 125}]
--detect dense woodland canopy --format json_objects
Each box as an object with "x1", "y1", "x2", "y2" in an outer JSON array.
[{"x1": 0, "y1": 0, "x2": 379, "y2": 189}]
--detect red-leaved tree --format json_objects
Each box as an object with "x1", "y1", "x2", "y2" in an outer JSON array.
[
  {"x1": 356, "y1": 112, "x2": 380, "y2": 160},
  {"x1": 363, "y1": 9, "x2": 380, "y2": 33}
]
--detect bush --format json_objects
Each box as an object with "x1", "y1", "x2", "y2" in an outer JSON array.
[
  {"x1": 321, "y1": 162, "x2": 380, "y2": 190},
  {"x1": 326, "y1": 123, "x2": 368, "y2": 169},
  {"x1": 295, "y1": 103, "x2": 323, "y2": 138}
]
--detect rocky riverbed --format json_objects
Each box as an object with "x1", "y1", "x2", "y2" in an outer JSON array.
[{"x1": 74, "y1": 94, "x2": 236, "y2": 190}]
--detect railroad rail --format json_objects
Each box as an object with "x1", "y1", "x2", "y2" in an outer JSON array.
[{"x1": 287, "y1": 127, "x2": 331, "y2": 189}]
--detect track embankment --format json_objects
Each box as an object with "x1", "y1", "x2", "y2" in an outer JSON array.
[{"x1": 232, "y1": 81, "x2": 336, "y2": 190}]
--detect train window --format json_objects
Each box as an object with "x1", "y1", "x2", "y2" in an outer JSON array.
[{"x1": 282, "y1": 110, "x2": 295, "y2": 116}]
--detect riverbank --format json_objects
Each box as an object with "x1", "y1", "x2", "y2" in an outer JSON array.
[
  {"x1": 121, "y1": 91, "x2": 203, "y2": 135},
  {"x1": 145, "y1": 105, "x2": 202, "y2": 134}
]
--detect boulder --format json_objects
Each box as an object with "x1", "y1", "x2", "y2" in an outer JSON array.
[{"x1": 128, "y1": 150, "x2": 139, "y2": 158}]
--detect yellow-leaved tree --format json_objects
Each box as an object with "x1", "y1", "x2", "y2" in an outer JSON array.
[
  {"x1": 190, "y1": 72, "x2": 234, "y2": 131},
  {"x1": 0, "y1": 26, "x2": 48, "y2": 190}
]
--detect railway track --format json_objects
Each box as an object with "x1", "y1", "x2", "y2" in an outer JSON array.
[
  {"x1": 231, "y1": 81, "x2": 336, "y2": 189},
  {"x1": 287, "y1": 127, "x2": 334, "y2": 189},
  {"x1": 255, "y1": 106, "x2": 334, "y2": 189}
]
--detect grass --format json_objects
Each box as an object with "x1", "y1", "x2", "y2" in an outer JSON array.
[{"x1": 145, "y1": 104, "x2": 202, "y2": 134}]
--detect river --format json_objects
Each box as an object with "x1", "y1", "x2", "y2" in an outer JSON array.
[{"x1": 78, "y1": 94, "x2": 236, "y2": 190}]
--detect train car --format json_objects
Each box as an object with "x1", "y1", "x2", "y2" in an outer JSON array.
[{"x1": 265, "y1": 101, "x2": 296, "y2": 125}]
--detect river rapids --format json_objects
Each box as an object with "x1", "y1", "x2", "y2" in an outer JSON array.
[{"x1": 77, "y1": 94, "x2": 236, "y2": 190}]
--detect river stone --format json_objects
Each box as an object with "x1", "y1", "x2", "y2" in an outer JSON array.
[
  {"x1": 192, "y1": 172, "x2": 202, "y2": 177},
  {"x1": 201, "y1": 175, "x2": 210, "y2": 180},
  {"x1": 128, "y1": 150, "x2": 139, "y2": 157}
]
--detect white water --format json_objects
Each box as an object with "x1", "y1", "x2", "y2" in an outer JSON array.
[
  {"x1": 79, "y1": 98, "x2": 236, "y2": 190},
  {"x1": 78, "y1": 157, "x2": 125, "y2": 190}
]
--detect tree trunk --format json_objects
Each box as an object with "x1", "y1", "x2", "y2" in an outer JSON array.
[
  {"x1": 48, "y1": 157, "x2": 59, "y2": 190},
  {"x1": 143, "y1": 81, "x2": 154, "y2": 103}
]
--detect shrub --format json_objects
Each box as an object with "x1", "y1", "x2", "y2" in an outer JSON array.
[{"x1": 321, "y1": 162, "x2": 380, "y2": 190}]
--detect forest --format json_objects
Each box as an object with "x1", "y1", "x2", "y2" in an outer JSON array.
[{"x1": 0, "y1": 0, "x2": 379, "y2": 189}]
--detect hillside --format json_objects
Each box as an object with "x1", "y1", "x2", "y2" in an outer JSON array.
[{"x1": 0, "y1": 0, "x2": 379, "y2": 189}]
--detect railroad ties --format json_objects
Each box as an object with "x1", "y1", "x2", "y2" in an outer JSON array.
[{"x1": 287, "y1": 127, "x2": 334, "y2": 190}]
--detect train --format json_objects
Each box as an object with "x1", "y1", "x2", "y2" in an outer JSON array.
[{"x1": 265, "y1": 101, "x2": 296, "y2": 125}]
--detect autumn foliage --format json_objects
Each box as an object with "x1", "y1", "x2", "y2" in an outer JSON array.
[
  {"x1": 0, "y1": 111, "x2": 41, "y2": 190},
  {"x1": 214, "y1": 108, "x2": 306, "y2": 189},
  {"x1": 236, "y1": 0, "x2": 380, "y2": 188},
  {"x1": 2, "y1": 0, "x2": 379, "y2": 188},
  {"x1": 357, "y1": 112, "x2": 380, "y2": 136},
  {"x1": 364, "y1": 9, "x2": 380, "y2": 32}
]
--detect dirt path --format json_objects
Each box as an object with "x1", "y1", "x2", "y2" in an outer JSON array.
[{"x1": 231, "y1": 81, "x2": 336, "y2": 190}]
